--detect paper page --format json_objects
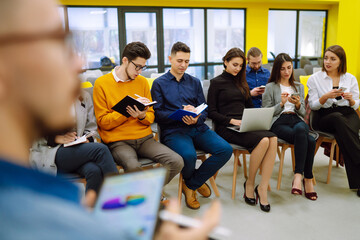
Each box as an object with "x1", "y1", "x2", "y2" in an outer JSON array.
[{"x1": 64, "y1": 135, "x2": 87, "y2": 147}]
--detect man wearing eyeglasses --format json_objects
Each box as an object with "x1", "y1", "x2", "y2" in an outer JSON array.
[{"x1": 93, "y1": 42, "x2": 183, "y2": 197}]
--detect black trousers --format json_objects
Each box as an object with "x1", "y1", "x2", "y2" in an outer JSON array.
[
  {"x1": 317, "y1": 106, "x2": 360, "y2": 189},
  {"x1": 271, "y1": 114, "x2": 316, "y2": 179},
  {"x1": 55, "y1": 143, "x2": 119, "y2": 193}
]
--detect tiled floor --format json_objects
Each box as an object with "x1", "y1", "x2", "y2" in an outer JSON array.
[{"x1": 163, "y1": 148, "x2": 360, "y2": 240}]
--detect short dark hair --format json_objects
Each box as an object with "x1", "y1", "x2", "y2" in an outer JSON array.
[
  {"x1": 122, "y1": 42, "x2": 151, "y2": 63},
  {"x1": 322, "y1": 45, "x2": 347, "y2": 74},
  {"x1": 247, "y1": 47, "x2": 263, "y2": 59},
  {"x1": 171, "y1": 42, "x2": 190, "y2": 56}
]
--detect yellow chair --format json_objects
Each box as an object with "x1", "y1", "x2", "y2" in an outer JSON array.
[{"x1": 299, "y1": 75, "x2": 311, "y2": 97}]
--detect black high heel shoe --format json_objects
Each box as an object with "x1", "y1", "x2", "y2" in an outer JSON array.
[
  {"x1": 255, "y1": 185, "x2": 271, "y2": 212},
  {"x1": 243, "y1": 181, "x2": 256, "y2": 205}
]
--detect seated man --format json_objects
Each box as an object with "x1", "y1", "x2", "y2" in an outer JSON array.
[
  {"x1": 93, "y1": 42, "x2": 183, "y2": 193},
  {"x1": 246, "y1": 47, "x2": 271, "y2": 108},
  {"x1": 151, "y1": 42, "x2": 233, "y2": 209}
]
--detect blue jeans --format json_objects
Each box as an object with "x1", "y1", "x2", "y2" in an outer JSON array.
[
  {"x1": 56, "y1": 143, "x2": 119, "y2": 193},
  {"x1": 271, "y1": 114, "x2": 316, "y2": 179},
  {"x1": 163, "y1": 128, "x2": 232, "y2": 190}
]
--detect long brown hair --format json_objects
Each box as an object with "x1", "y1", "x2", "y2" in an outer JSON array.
[
  {"x1": 222, "y1": 48, "x2": 250, "y2": 99},
  {"x1": 322, "y1": 45, "x2": 347, "y2": 74},
  {"x1": 268, "y1": 53, "x2": 298, "y2": 92}
]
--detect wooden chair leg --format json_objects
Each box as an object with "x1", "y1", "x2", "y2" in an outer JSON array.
[
  {"x1": 232, "y1": 156, "x2": 238, "y2": 200},
  {"x1": 335, "y1": 144, "x2": 340, "y2": 167},
  {"x1": 277, "y1": 147, "x2": 281, "y2": 160},
  {"x1": 291, "y1": 146, "x2": 295, "y2": 172},
  {"x1": 314, "y1": 137, "x2": 323, "y2": 154},
  {"x1": 277, "y1": 146, "x2": 287, "y2": 190},
  {"x1": 178, "y1": 174, "x2": 183, "y2": 205},
  {"x1": 209, "y1": 176, "x2": 220, "y2": 197},
  {"x1": 237, "y1": 159, "x2": 242, "y2": 166},
  {"x1": 327, "y1": 141, "x2": 336, "y2": 184},
  {"x1": 213, "y1": 170, "x2": 219, "y2": 180},
  {"x1": 242, "y1": 153, "x2": 248, "y2": 179}
]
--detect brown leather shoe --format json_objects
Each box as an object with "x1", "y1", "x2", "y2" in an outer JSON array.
[
  {"x1": 182, "y1": 181, "x2": 200, "y2": 209},
  {"x1": 197, "y1": 182, "x2": 211, "y2": 198}
]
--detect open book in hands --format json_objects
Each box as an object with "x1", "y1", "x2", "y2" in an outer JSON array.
[
  {"x1": 64, "y1": 131, "x2": 97, "y2": 147},
  {"x1": 168, "y1": 103, "x2": 208, "y2": 121},
  {"x1": 111, "y1": 95, "x2": 157, "y2": 118}
]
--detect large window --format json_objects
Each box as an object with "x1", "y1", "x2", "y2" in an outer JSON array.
[
  {"x1": 68, "y1": 7, "x2": 120, "y2": 69},
  {"x1": 298, "y1": 11, "x2": 326, "y2": 58},
  {"x1": 267, "y1": 10, "x2": 297, "y2": 59},
  {"x1": 125, "y1": 12, "x2": 158, "y2": 66},
  {"x1": 207, "y1": 9, "x2": 245, "y2": 63},
  {"x1": 268, "y1": 9, "x2": 327, "y2": 67},
  {"x1": 64, "y1": 7, "x2": 246, "y2": 79},
  {"x1": 163, "y1": 9, "x2": 205, "y2": 64}
]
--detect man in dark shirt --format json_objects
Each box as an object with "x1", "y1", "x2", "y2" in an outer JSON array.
[
  {"x1": 246, "y1": 47, "x2": 271, "y2": 108},
  {"x1": 151, "y1": 42, "x2": 233, "y2": 209}
]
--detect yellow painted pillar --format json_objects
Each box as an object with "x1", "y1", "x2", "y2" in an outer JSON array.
[
  {"x1": 336, "y1": 0, "x2": 360, "y2": 79},
  {"x1": 245, "y1": 5, "x2": 269, "y2": 63}
]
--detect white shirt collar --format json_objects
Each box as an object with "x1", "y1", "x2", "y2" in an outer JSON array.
[{"x1": 112, "y1": 66, "x2": 129, "y2": 82}]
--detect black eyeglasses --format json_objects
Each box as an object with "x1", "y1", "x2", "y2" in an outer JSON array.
[{"x1": 131, "y1": 61, "x2": 147, "y2": 71}]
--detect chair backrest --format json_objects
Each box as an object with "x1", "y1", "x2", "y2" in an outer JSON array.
[
  {"x1": 304, "y1": 64, "x2": 313, "y2": 75},
  {"x1": 309, "y1": 110, "x2": 321, "y2": 131},
  {"x1": 293, "y1": 68, "x2": 307, "y2": 82},
  {"x1": 313, "y1": 67, "x2": 322, "y2": 73},
  {"x1": 202, "y1": 79, "x2": 210, "y2": 101},
  {"x1": 150, "y1": 72, "x2": 165, "y2": 79},
  {"x1": 300, "y1": 57, "x2": 311, "y2": 68},
  {"x1": 262, "y1": 63, "x2": 273, "y2": 71}
]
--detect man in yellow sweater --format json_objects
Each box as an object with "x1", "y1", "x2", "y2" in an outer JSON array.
[{"x1": 93, "y1": 42, "x2": 183, "y2": 188}]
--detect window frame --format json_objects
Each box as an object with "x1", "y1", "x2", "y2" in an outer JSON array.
[
  {"x1": 62, "y1": 5, "x2": 246, "y2": 79},
  {"x1": 268, "y1": 8, "x2": 328, "y2": 68}
]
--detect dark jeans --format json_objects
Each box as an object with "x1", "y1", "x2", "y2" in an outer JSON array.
[
  {"x1": 55, "y1": 143, "x2": 119, "y2": 193},
  {"x1": 271, "y1": 114, "x2": 316, "y2": 179},
  {"x1": 317, "y1": 106, "x2": 360, "y2": 189},
  {"x1": 163, "y1": 128, "x2": 232, "y2": 190}
]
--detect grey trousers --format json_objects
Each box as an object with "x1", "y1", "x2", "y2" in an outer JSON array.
[{"x1": 108, "y1": 134, "x2": 183, "y2": 184}]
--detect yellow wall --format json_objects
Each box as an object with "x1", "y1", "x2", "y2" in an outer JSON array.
[{"x1": 60, "y1": 0, "x2": 360, "y2": 80}]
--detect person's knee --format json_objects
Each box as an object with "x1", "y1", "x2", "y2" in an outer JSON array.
[
  {"x1": 84, "y1": 165, "x2": 102, "y2": 180},
  {"x1": 294, "y1": 122, "x2": 309, "y2": 134},
  {"x1": 259, "y1": 137, "x2": 270, "y2": 148},
  {"x1": 308, "y1": 135, "x2": 316, "y2": 148},
  {"x1": 327, "y1": 112, "x2": 345, "y2": 124},
  {"x1": 167, "y1": 152, "x2": 184, "y2": 172},
  {"x1": 221, "y1": 143, "x2": 233, "y2": 159}
]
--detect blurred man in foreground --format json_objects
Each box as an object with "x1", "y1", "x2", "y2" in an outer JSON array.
[{"x1": 0, "y1": 0, "x2": 219, "y2": 239}]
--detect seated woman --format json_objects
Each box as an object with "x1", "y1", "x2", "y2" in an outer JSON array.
[
  {"x1": 30, "y1": 90, "x2": 119, "y2": 194},
  {"x1": 262, "y1": 53, "x2": 317, "y2": 200},
  {"x1": 307, "y1": 45, "x2": 360, "y2": 197},
  {"x1": 208, "y1": 48, "x2": 277, "y2": 212}
]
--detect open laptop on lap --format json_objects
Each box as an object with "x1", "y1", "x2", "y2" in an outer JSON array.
[{"x1": 228, "y1": 108, "x2": 275, "y2": 133}]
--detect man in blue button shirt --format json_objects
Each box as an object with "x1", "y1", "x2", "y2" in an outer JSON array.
[
  {"x1": 151, "y1": 42, "x2": 232, "y2": 209},
  {"x1": 246, "y1": 47, "x2": 271, "y2": 108}
]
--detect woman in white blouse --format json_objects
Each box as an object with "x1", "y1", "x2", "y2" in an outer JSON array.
[
  {"x1": 263, "y1": 53, "x2": 317, "y2": 200},
  {"x1": 307, "y1": 45, "x2": 360, "y2": 197}
]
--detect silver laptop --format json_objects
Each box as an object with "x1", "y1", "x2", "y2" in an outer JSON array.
[{"x1": 228, "y1": 107, "x2": 275, "y2": 133}]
